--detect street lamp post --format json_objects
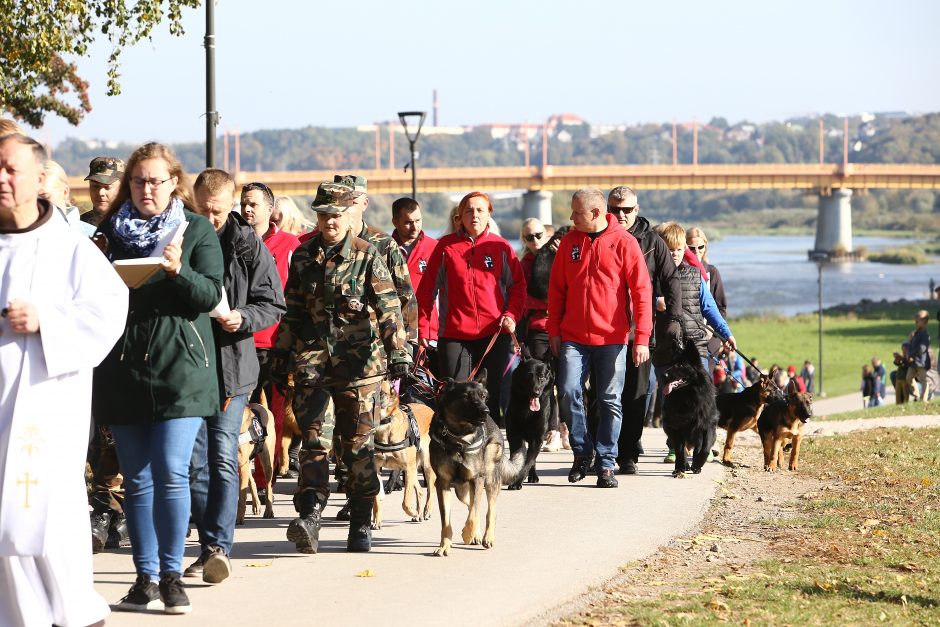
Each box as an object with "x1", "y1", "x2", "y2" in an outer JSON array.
[
  {"x1": 809, "y1": 251, "x2": 828, "y2": 397},
  {"x1": 204, "y1": 1, "x2": 219, "y2": 168},
  {"x1": 398, "y1": 111, "x2": 427, "y2": 200}
]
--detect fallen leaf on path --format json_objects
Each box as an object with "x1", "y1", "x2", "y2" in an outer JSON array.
[
  {"x1": 356, "y1": 569, "x2": 376, "y2": 577},
  {"x1": 706, "y1": 599, "x2": 729, "y2": 612},
  {"x1": 245, "y1": 562, "x2": 272, "y2": 568}
]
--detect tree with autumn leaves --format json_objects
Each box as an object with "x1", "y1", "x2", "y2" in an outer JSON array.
[{"x1": 0, "y1": 0, "x2": 200, "y2": 127}]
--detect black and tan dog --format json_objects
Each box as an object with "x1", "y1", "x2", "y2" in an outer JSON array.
[
  {"x1": 715, "y1": 366, "x2": 779, "y2": 466},
  {"x1": 659, "y1": 340, "x2": 718, "y2": 477},
  {"x1": 237, "y1": 402, "x2": 276, "y2": 524},
  {"x1": 504, "y1": 347, "x2": 558, "y2": 490},
  {"x1": 372, "y1": 390, "x2": 436, "y2": 529},
  {"x1": 430, "y1": 371, "x2": 525, "y2": 556},
  {"x1": 758, "y1": 379, "x2": 813, "y2": 471}
]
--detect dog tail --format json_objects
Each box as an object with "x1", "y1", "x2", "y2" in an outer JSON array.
[{"x1": 500, "y1": 447, "x2": 528, "y2": 486}]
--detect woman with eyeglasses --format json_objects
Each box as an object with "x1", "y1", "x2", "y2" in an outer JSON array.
[
  {"x1": 417, "y1": 191, "x2": 526, "y2": 426},
  {"x1": 685, "y1": 227, "x2": 727, "y2": 319},
  {"x1": 92, "y1": 142, "x2": 224, "y2": 615}
]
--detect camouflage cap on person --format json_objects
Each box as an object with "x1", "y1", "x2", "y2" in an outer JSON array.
[
  {"x1": 311, "y1": 182, "x2": 355, "y2": 213},
  {"x1": 84, "y1": 157, "x2": 125, "y2": 184},
  {"x1": 333, "y1": 174, "x2": 367, "y2": 195}
]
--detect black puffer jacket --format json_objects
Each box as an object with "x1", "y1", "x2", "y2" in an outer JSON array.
[
  {"x1": 213, "y1": 211, "x2": 286, "y2": 398},
  {"x1": 628, "y1": 216, "x2": 681, "y2": 325}
]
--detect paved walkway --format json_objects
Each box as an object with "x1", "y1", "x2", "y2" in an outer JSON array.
[
  {"x1": 93, "y1": 428, "x2": 723, "y2": 626},
  {"x1": 91, "y1": 389, "x2": 926, "y2": 626}
]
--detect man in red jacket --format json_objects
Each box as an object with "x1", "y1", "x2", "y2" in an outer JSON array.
[
  {"x1": 548, "y1": 187, "x2": 652, "y2": 489},
  {"x1": 391, "y1": 197, "x2": 438, "y2": 344}
]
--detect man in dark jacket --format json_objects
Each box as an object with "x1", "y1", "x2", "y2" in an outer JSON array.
[
  {"x1": 185, "y1": 169, "x2": 285, "y2": 583},
  {"x1": 607, "y1": 186, "x2": 681, "y2": 474}
]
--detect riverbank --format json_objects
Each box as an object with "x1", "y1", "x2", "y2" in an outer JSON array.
[{"x1": 730, "y1": 297, "x2": 937, "y2": 397}]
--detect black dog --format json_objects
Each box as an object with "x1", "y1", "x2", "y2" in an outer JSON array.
[
  {"x1": 504, "y1": 347, "x2": 558, "y2": 490},
  {"x1": 659, "y1": 339, "x2": 718, "y2": 477}
]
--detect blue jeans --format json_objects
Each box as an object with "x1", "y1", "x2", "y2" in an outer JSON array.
[
  {"x1": 111, "y1": 418, "x2": 202, "y2": 578},
  {"x1": 189, "y1": 394, "x2": 248, "y2": 555},
  {"x1": 558, "y1": 342, "x2": 627, "y2": 470}
]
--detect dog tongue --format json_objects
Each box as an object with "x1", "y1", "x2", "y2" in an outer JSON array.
[
  {"x1": 663, "y1": 380, "x2": 682, "y2": 396},
  {"x1": 529, "y1": 397, "x2": 541, "y2": 411}
]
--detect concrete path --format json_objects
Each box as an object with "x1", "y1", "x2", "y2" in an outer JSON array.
[{"x1": 93, "y1": 428, "x2": 723, "y2": 626}]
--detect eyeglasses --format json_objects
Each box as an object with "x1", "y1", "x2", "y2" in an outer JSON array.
[
  {"x1": 691, "y1": 244, "x2": 707, "y2": 251},
  {"x1": 130, "y1": 176, "x2": 173, "y2": 189},
  {"x1": 607, "y1": 204, "x2": 637, "y2": 215},
  {"x1": 523, "y1": 232, "x2": 544, "y2": 243}
]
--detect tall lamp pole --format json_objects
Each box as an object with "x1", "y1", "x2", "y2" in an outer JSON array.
[
  {"x1": 398, "y1": 111, "x2": 427, "y2": 200},
  {"x1": 204, "y1": 1, "x2": 219, "y2": 168},
  {"x1": 810, "y1": 251, "x2": 828, "y2": 397}
]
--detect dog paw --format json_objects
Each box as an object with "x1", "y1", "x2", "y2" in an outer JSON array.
[
  {"x1": 721, "y1": 460, "x2": 736, "y2": 468},
  {"x1": 507, "y1": 482, "x2": 522, "y2": 491},
  {"x1": 433, "y1": 544, "x2": 450, "y2": 557},
  {"x1": 672, "y1": 470, "x2": 687, "y2": 478},
  {"x1": 371, "y1": 521, "x2": 382, "y2": 530},
  {"x1": 422, "y1": 511, "x2": 432, "y2": 521},
  {"x1": 763, "y1": 466, "x2": 774, "y2": 472},
  {"x1": 482, "y1": 534, "x2": 495, "y2": 549},
  {"x1": 526, "y1": 476, "x2": 539, "y2": 484}
]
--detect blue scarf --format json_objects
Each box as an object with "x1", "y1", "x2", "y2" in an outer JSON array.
[{"x1": 110, "y1": 197, "x2": 185, "y2": 258}]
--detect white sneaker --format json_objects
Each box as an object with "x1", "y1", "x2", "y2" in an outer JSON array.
[{"x1": 541, "y1": 431, "x2": 562, "y2": 452}]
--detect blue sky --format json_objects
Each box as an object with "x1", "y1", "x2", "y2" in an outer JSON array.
[{"x1": 28, "y1": 0, "x2": 940, "y2": 145}]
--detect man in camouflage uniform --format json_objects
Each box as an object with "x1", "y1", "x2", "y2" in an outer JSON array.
[
  {"x1": 331, "y1": 174, "x2": 417, "y2": 508},
  {"x1": 272, "y1": 182, "x2": 411, "y2": 554}
]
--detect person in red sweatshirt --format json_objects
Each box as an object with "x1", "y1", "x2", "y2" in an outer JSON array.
[
  {"x1": 242, "y1": 182, "x2": 301, "y2": 483},
  {"x1": 392, "y1": 197, "x2": 438, "y2": 344},
  {"x1": 548, "y1": 187, "x2": 652, "y2": 489},
  {"x1": 416, "y1": 191, "x2": 526, "y2": 426}
]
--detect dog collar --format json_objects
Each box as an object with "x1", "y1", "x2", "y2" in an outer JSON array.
[{"x1": 431, "y1": 421, "x2": 485, "y2": 454}]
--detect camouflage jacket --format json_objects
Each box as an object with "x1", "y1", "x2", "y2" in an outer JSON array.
[
  {"x1": 272, "y1": 231, "x2": 411, "y2": 387},
  {"x1": 360, "y1": 222, "x2": 418, "y2": 346}
]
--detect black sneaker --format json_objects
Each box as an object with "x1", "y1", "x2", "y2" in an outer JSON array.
[
  {"x1": 597, "y1": 469, "x2": 619, "y2": 488},
  {"x1": 182, "y1": 553, "x2": 206, "y2": 578},
  {"x1": 618, "y1": 459, "x2": 638, "y2": 475},
  {"x1": 159, "y1": 572, "x2": 192, "y2": 615},
  {"x1": 90, "y1": 511, "x2": 112, "y2": 554},
  {"x1": 114, "y1": 573, "x2": 162, "y2": 612},
  {"x1": 202, "y1": 548, "x2": 231, "y2": 584},
  {"x1": 568, "y1": 457, "x2": 590, "y2": 483}
]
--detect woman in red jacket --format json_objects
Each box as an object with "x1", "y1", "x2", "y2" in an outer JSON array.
[{"x1": 417, "y1": 192, "x2": 526, "y2": 425}]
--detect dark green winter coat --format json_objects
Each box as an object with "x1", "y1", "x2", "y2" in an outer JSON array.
[{"x1": 93, "y1": 210, "x2": 224, "y2": 424}]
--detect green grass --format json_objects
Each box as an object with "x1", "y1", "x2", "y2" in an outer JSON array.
[
  {"x1": 731, "y1": 299, "x2": 933, "y2": 397},
  {"x1": 563, "y1": 427, "x2": 940, "y2": 626},
  {"x1": 821, "y1": 399, "x2": 940, "y2": 422}
]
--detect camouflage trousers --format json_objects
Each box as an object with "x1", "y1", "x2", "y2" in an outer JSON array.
[
  {"x1": 291, "y1": 380, "x2": 381, "y2": 513},
  {"x1": 88, "y1": 426, "x2": 124, "y2": 514}
]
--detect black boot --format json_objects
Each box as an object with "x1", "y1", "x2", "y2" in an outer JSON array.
[
  {"x1": 346, "y1": 498, "x2": 373, "y2": 553},
  {"x1": 336, "y1": 499, "x2": 351, "y2": 521},
  {"x1": 90, "y1": 510, "x2": 112, "y2": 553},
  {"x1": 106, "y1": 514, "x2": 131, "y2": 548},
  {"x1": 286, "y1": 499, "x2": 324, "y2": 554}
]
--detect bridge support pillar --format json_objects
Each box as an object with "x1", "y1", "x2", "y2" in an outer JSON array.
[
  {"x1": 522, "y1": 190, "x2": 553, "y2": 225},
  {"x1": 813, "y1": 188, "x2": 853, "y2": 254}
]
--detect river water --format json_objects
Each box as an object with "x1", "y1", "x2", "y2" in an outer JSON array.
[{"x1": 700, "y1": 235, "x2": 939, "y2": 317}]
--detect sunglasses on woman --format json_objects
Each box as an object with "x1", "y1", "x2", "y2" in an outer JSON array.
[
  {"x1": 523, "y1": 232, "x2": 544, "y2": 243},
  {"x1": 692, "y1": 244, "x2": 706, "y2": 251}
]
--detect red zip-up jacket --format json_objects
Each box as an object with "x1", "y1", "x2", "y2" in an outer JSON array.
[
  {"x1": 547, "y1": 214, "x2": 653, "y2": 346},
  {"x1": 254, "y1": 224, "x2": 301, "y2": 349},
  {"x1": 417, "y1": 227, "x2": 526, "y2": 341},
  {"x1": 394, "y1": 230, "x2": 439, "y2": 340}
]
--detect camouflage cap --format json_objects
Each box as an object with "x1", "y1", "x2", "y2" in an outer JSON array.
[
  {"x1": 311, "y1": 182, "x2": 355, "y2": 213},
  {"x1": 333, "y1": 174, "x2": 367, "y2": 195},
  {"x1": 85, "y1": 157, "x2": 125, "y2": 184}
]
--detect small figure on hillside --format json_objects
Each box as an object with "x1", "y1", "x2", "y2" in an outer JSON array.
[
  {"x1": 905, "y1": 311, "x2": 931, "y2": 402},
  {"x1": 861, "y1": 364, "x2": 881, "y2": 408},
  {"x1": 870, "y1": 357, "x2": 886, "y2": 405},
  {"x1": 800, "y1": 360, "x2": 816, "y2": 394}
]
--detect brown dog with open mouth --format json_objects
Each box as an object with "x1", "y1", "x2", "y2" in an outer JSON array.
[{"x1": 757, "y1": 378, "x2": 813, "y2": 471}]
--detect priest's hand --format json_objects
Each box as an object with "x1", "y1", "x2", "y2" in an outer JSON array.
[
  {"x1": 6, "y1": 299, "x2": 39, "y2": 334},
  {"x1": 162, "y1": 240, "x2": 183, "y2": 276},
  {"x1": 217, "y1": 309, "x2": 243, "y2": 333}
]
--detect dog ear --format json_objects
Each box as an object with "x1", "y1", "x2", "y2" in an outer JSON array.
[
  {"x1": 521, "y1": 344, "x2": 532, "y2": 360},
  {"x1": 474, "y1": 368, "x2": 488, "y2": 387},
  {"x1": 786, "y1": 377, "x2": 798, "y2": 396}
]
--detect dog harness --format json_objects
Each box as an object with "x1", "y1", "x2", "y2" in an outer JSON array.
[
  {"x1": 237, "y1": 405, "x2": 268, "y2": 460},
  {"x1": 374, "y1": 404, "x2": 422, "y2": 453},
  {"x1": 429, "y1": 418, "x2": 485, "y2": 454}
]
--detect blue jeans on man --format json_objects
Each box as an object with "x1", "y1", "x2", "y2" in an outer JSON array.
[
  {"x1": 189, "y1": 393, "x2": 248, "y2": 555},
  {"x1": 558, "y1": 342, "x2": 628, "y2": 470}
]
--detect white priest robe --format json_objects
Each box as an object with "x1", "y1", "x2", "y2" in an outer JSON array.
[{"x1": 0, "y1": 205, "x2": 128, "y2": 627}]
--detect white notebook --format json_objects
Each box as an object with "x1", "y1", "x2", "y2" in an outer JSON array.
[{"x1": 113, "y1": 221, "x2": 189, "y2": 289}]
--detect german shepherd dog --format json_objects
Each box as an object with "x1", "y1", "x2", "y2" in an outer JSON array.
[
  {"x1": 659, "y1": 340, "x2": 718, "y2": 477},
  {"x1": 237, "y1": 402, "x2": 276, "y2": 524},
  {"x1": 372, "y1": 389, "x2": 436, "y2": 529},
  {"x1": 758, "y1": 379, "x2": 813, "y2": 471},
  {"x1": 278, "y1": 376, "x2": 302, "y2": 479},
  {"x1": 715, "y1": 366, "x2": 779, "y2": 466},
  {"x1": 430, "y1": 371, "x2": 525, "y2": 556},
  {"x1": 504, "y1": 347, "x2": 558, "y2": 490}
]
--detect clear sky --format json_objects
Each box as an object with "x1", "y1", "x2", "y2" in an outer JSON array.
[{"x1": 27, "y1": 0, "x2": 940, "y2": 146}]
